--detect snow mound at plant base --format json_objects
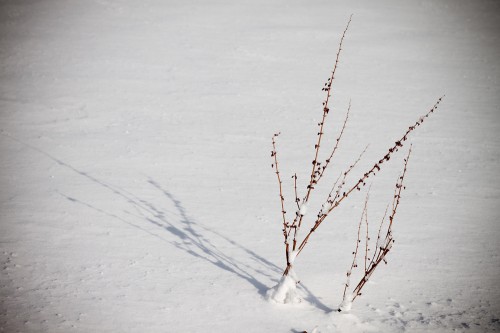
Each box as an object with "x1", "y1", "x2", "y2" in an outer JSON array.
[
  {"x1": 338, "y1": 293, "x2": 354, "y2": 312},
  {"x1": 266, "y1": 268, "x2": 302, "y2": 304}
]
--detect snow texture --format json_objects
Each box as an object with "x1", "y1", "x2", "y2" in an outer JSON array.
[
  {"x1": 339, "y1": 294, "x2": 354, "y2": 312},
  {"x1": 1, "y1": 0, "x2": 499, "y2": 332},
  {"x1": 267, "y1": 268, "x2": 301, "y2": 304}
]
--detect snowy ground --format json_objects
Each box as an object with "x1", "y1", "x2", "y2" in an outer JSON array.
[{"x1": 1, "y1": 0, "x2": 499, "y2": 332}]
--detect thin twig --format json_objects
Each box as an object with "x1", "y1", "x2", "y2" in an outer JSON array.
[
  {"x1": 293, "y1": 174, "x2": 300, "y2": 210},
  {"x1": 342, "y1": 189, "x2": 369, "y2": 301},
  {"x1": 349, "y1": 146, "x2": 412, "y2": 302},
  {"x1": 291, "y1": 173, "x2": 300, "y2": 250},
  {"x1": 370, "y1": 204, "x2": 389, "y2": 265},
  {"x1": 296, "y1": 15, "x2": 353, "y2": 232},
  {"x1": 364, "y1": 191, "x2": 370, "y2": 273},
  {"x1": 317, "y1": 100, "x2": 351, "y2": 183},
  {"x1": 296, "y1": 145, "x2": 368, "y2": 255},
  {"x1": 295, "y1": 96, "x2": 442, "y2": 256},
  {"x1": 271, "y1": 132, "x2": 290, "y2": 269}
]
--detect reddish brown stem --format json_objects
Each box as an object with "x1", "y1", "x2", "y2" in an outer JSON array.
[
  {"x1": 364, "y1": 196, "x2": 370, "y2": 273},
  {"x1": 271, "y1": 133, "x2": 290, "y2": 268},
  {"x1": 350, "y1": 146, "x2": 412, "y2": 302},
  {"x1": 342, "y1": 190, "x2": 369, "y2": 301},
  {"x1": 294, "y1": 15, "x2": 353, "y2": 235},
  {"x1": 291, "y1": 173, "x2": 300, "y2": 250},
  {"x1": 296, "y1": 96, "x2": 442, "y2": 256},
  {"x1": 317, "y1": 100, "x2": 351, "y2": 183}
]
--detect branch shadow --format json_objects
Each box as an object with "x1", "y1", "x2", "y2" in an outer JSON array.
[
  {"x1": 139, "y1": 179, "x2": 332, "y2": 312},
  {"x1": 2, "y1": 132, "x2": 332, "y2": 312},
  {"x1": 134, "y1": 178, "x2": 277, "y2": 295}
]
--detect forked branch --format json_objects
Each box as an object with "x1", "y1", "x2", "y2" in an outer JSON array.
[
  {"x1": 344, "y1": 146, "x2": 412, "y2": 305},
  {"x1": 293, "y1": 15, "x2": 353, "y2": 236},
  {"x1": 296, "y1": 97, "x2": 442, "y2": 255}
]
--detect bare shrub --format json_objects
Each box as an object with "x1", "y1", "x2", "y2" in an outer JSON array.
[{"x1": 268, "y1": 15, "x2": 443, "y2": 306}]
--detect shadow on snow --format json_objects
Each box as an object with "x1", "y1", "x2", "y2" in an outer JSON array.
[{"x1": 2, "y1": 132, "x2": 332, "y2": 313}]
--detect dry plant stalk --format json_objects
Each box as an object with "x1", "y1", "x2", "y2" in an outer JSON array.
[
  {"x1": 342, "y1": 190, "x2": 370, "y2": 303},
  {"x1": 340, "y1": 147, "x2": 412, "y2": 311},
  {"x1": 269, "y1": 15, "x2": 443, "y2": 304}
]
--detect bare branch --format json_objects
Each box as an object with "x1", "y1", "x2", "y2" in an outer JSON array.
[
  {"x1": 317, "y1": 100, "x2": 351, "y2": 183},
  {"x1": 271, "y1": 132, "x2": 291, "y2": 268},
  {"x1": 293, "y1": 174, "x2": 300, "y2": 210},
  {"x1": 289, "y1": 16, "x2": 354, "y2": 251},
  {"x1": 302, "y1": 15, "x2": 353, "y2": 210},
  {"x1": 296, "y1": 145, "x2": 368, "y2": 255},
  {"x1": 294, "y1": 96, "x2": 441, "y2": 266},
  {"x1": 370, "y1": 204, "x2": 389, "y2": 265},
  {"x1": 349, "y1": 146, "x2": 412, "y2": 302},
  {"x1": 291, "y1": 173, "x2": 300, "y2": 251},
  {"x1": 364, "y1": 191, "x2": 370, "y2": 273},
  {"x1": 342, "y1": 189, "x2": 369, "y2": 302}
]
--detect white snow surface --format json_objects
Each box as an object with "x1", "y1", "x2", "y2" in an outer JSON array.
[{"x1": 1, "y1": 0, "x2": 499, "y2": 332}]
